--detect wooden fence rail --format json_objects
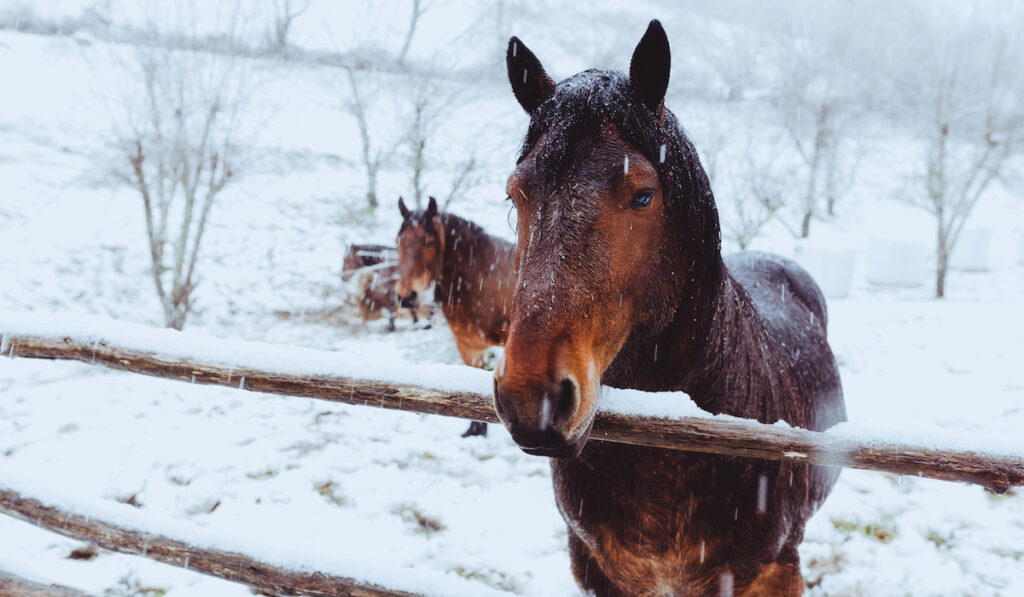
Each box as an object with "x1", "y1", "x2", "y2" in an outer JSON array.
[
  {"x1": 1, "y1": 316, "x2": 1022, "y2": 493},
  {"x1": 0, "y1": 486, "x2": 414, "y2": 597}
]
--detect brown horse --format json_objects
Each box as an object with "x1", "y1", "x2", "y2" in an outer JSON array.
[
  {"x1": 342, "y1": 244, "x2": 397, "y2": 281},
  {"x1": 341, "y1": 244, "x2": 425, "y2": 331},
  {"x1": 396, "y1": 196, "x2": 516, "y2": 437},
  {"x1": 495, "y1": 21, "x2": 846, "y2": 596}
]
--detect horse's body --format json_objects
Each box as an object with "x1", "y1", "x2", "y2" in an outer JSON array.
[
  {"x1": 341, "y1": 244, "x2": 397, "y2": 281},
  {"x1": 342, "y1": 244, "x2": 425, "y2": 331},
  {"x1": 495, "y1": 22, "x2": 846, "y2": 596},
  {"x1": 397, "y1": 197, "x2": 516, "y2": 436}
]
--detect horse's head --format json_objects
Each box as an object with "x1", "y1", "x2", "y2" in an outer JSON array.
[
  {"x1": 494, "y1": 21, "x2": 720, "y2": 457},
  {"x1": 396, "y1": 196, "x2": 443, "y2": 300}
]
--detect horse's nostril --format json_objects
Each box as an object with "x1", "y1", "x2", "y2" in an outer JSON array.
[
  {"x1": 557, "y1": 379, "x2": 576, "y2": 416},
  {"x1": 493, "y1": 378, "x2": 510, "y2": 422}
]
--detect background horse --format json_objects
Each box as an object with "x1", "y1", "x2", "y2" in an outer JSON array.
[
  {"x1": 396, "y1": 196, "x2": 516, "y2": 437},
  {"x1": 341, "y1": 243, "x2": 425, "y2": 331},
  {"x1": 495, "y1": 21, "x2": 847, "y2": 596},
  {"x1": 341, "y1": 244, "x2": 396, "y2": 281}
]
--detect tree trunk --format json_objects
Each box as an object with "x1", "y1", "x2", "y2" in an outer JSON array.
[
  {"x1": 936, "y1": 245, "x2": 948, "y2": 298},
  {"x1": 800, "y1": 209, "x2": 812, "y2": 238}
]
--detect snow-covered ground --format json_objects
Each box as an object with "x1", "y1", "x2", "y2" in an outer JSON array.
[{"x1": 1, "y1": 10, "x2": 1024, "y2": 597}]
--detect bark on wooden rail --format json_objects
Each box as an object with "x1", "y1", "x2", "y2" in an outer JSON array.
[
  {"x1": 0, "y1": 487, "x2": 419, "y2": 597},
  {"x1": 0, "y1": 568, "x2": 95, "y2": 597},
  {"x1": 3, "y1": 330, "x2": 1023, "y2": 493}
]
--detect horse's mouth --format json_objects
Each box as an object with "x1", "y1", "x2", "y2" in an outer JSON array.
[
  {"x1": 511, "y1": 423, "x2": 592, "y2": 459},
  {"x1": 519, "y1": 438, "x2": 587, "y2": 459}
]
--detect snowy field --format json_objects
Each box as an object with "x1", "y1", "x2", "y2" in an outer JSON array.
[{"x1": 2, "y1": 4, "x2": 1024, "y2": 596}]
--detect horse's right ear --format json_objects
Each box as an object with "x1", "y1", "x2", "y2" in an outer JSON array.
[
  {"x1": 398, "y1": 196, "x2": 410, "y2": 219},
  {"x1": 507, "y1": 36, "x2": 555, "y2": 114}
]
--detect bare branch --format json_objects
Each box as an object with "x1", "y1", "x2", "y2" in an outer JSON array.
[{"x1": 397, "y1": 0, "x2": 427, "y2": 64}]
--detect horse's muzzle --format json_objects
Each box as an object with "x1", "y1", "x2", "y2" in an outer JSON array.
[{"x1": 493, "y1": 375, "x2": 588, "y2": 458}]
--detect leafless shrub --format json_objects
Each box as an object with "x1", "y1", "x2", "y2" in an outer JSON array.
[
  {"x1": 887, "y1": 4, "x2": 1024, "y2": 297},
  {"x1": 98, "y1": 1, "x2": 265, "y2": 329},
  {"x1": 266, "y1": 0, "x2": 309, "y2": 54}
]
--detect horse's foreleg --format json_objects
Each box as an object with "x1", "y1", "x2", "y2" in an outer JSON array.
[
  {"x1": 453, "y1": 337, "x2": 486, "y2": 369},
  {"x1": 738, "y1": 559, "x2": 804, "y2": 597},
  {"x1": 568, "y1": 529, "x2": 625, "y2": 597},
  {"x1": 453, "y1": 334, "x2": 488, "y2": 437}
]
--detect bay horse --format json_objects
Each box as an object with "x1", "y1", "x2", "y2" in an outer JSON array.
[
  {"x1": 495, "y1": 21, "x2": 847, "y2": 596},
  {"x1": 341, "y1": 244, "x2": 397, "y2": 281},
  {"x1": 341, "y1": 244, "x2": 424, "y2": 331},
  {"x1": 396, "y1": 196, "x2": 516, "y2": 437}
]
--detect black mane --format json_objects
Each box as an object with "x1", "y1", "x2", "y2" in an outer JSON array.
[
  {"x1": 519, "y1": 69, "x2": 720, "y2": 266},
  {"x1": 520, "y1": 69, "x2": 725, "y2": 370}
]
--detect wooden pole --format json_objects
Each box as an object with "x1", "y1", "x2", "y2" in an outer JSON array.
[
  {"x1": 2, "y1": 330, "x2": 1023, "y2": 493},
  {"x1": 0, "y1": 487, "x2": 419, "y2": 597}
]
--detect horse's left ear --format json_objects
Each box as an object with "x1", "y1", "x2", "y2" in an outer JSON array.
[
  {"x1": 630, "y1": 20, "x2": 671, "y2": 119},
  {"x1": 425, "y1": 196, "x2": 438, "y2": 219}
]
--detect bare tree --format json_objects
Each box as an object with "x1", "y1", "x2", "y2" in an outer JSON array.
[
  {"x1": 770, "y1": 30, "x2": 860, "y2": 238},
  {"x1": 718, "y1": 131, "x2": 794, "y2": 250},
  {"x1": 441, "y1": 153, "x2": 480, "y2": 209},
  {"x1": 402, "y1": 69, "x2": 476, "y2": 209},
  {"x1": 100, "y1": 2, "x2": 262, "y2": 329},
  {"x1": 341, "y1": 64, "x2": 393, "y2": 210},
  {"x1": 699, "y1": 26, "x2": 760, "y2": 102},
  {"x1": 405, "y1": 73, "x2": 435, "y2": 209},
  {"x1": 889, "y1": 5, "x2": 1024, "y2": 297},
  {"x1": 266, "y1": 0, "x2": 309, "y2": 54},
  {"x1": 397, "y1": 0, "x2": 428, "y2": 65}
]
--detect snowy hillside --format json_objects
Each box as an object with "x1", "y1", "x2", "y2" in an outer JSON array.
[{"x1": 2, "y1": 1, "x2": 1024, "y2": 596}]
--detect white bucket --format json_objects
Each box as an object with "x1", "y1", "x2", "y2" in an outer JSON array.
[
  {"x1": 793, "y1": 244, "x2": 857, "y2": 299},
  {"x1": 950, "y1": 227, "x2": 992, "y2": 272},
  {"x1": 866, "y1": 237, "x2": 927, "y2": 287}
]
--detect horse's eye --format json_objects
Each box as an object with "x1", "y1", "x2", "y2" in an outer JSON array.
[
  {"x1": 631, "y1": 190, "x2": 655, "y2": 209},
  {"x1": 424, "y1": 236, "x2": 437, "y2": 247}
]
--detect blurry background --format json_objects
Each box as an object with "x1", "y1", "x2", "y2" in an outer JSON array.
[{"x1": 1, "y1": 1, "x2": 1023, "y2": 595}]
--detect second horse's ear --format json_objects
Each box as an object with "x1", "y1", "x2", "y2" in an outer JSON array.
[
  {"x1": 507, "y1": 36, "x2": 555, "y2": 114},
  {"x1": 630, "y1": 20, "x2": 671, "y2": 119},
  {"x1": 398, "y1": 196, "x2": 410, "y2": 219},
  {"x1": 425, "y1": 196, "x2": 438, "y2": 219}
]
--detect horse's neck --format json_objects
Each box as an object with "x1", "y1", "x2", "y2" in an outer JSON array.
[
  {"x1": 674, "y1": 270, "x2": 783, "y2": 422},
  {"x1": 606, "y1": 264, "x2": 776, "y2": 421},
  {"x1": 436, "y1": 215, "x2": 483, "y2": 303}
]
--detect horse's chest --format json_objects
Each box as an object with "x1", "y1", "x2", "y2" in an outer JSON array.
[{"x1": 553, "y1": 445, "x2": 803, "y2": 595}]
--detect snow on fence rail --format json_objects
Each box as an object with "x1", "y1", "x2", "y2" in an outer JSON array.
[
  {"x1": 0, "y1": 473, "x2": 508, "y2": 597},
  {"x1": 2, "y1": 311, "x2": 1023, "y2": 493},
  {"x1": 1, "y1": 310, "x2": 1024, "y2": 595},
  {"x1": 0, "y1": 568, "x2": 92, "y2": 597}
]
